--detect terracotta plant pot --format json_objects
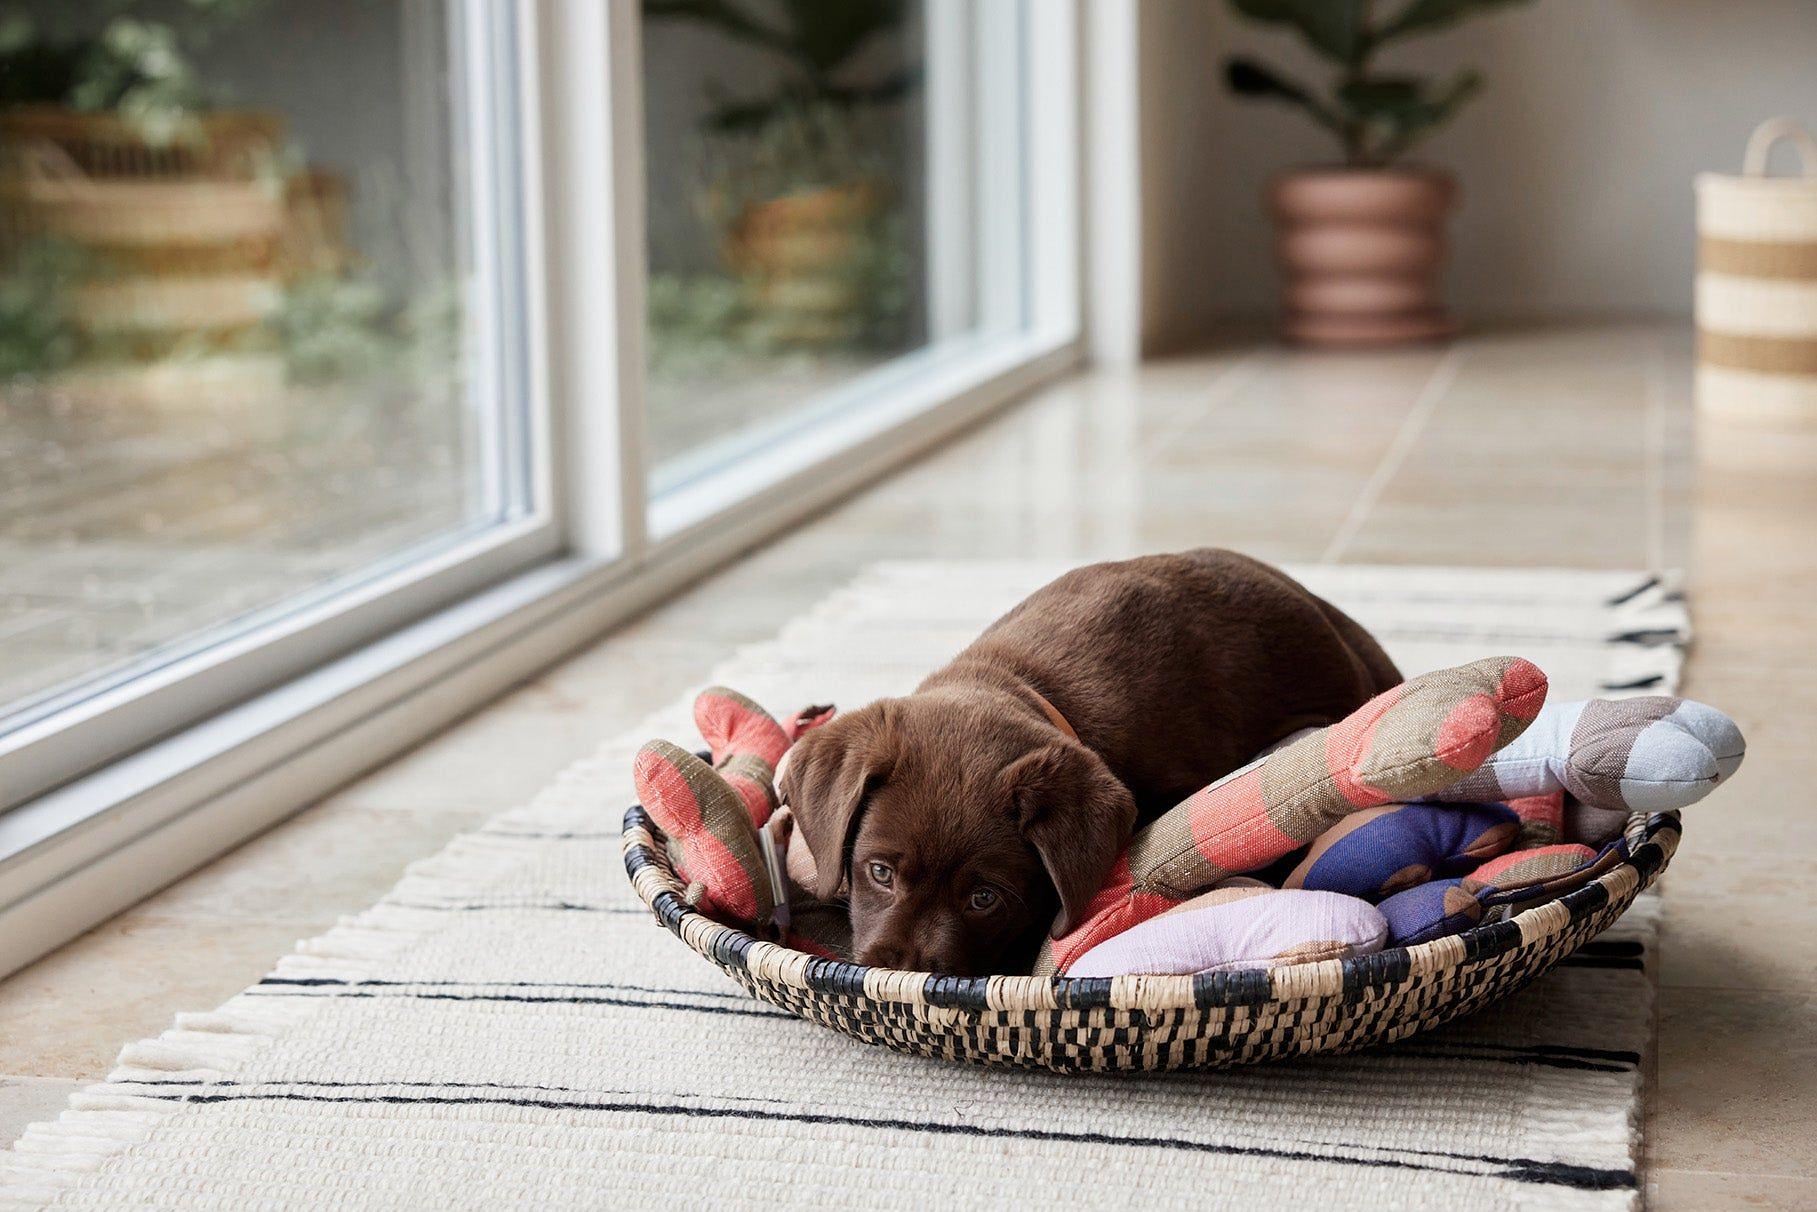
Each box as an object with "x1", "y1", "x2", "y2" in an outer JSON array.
[
  {"x1": 723, "y1": 181, "x2": 882, "y2": 347},
  {"x1": 1268, "y1": 166, "x2": 1458, "y2": 347}
]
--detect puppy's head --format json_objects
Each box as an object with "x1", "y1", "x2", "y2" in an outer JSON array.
[{"x1": 779, "y1": 691, "x2": 1136, "y2": 976}]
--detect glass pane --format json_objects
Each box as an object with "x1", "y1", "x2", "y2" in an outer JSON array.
[
  {"x1": 642, "y1": 0, "x2": 1029, "y2": 495},
  {"x1": 0, "y1": 3, "x2": 529, "y2": 734}
]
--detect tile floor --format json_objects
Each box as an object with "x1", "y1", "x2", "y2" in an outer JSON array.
[{"x1": 2, "y1": 322, "x2": 1811, "y2": 1207}]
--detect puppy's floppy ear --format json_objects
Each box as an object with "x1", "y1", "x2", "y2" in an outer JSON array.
[
  {"x1": 1005, "y1": 743, "x2": 1138, "y2": 937},
  {"x1": 777, "y1": 704, "x2": 898, "y2": 900}
]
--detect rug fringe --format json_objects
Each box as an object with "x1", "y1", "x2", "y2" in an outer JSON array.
[
  {"x1": 0, "y1": 783, "x2": 596, "y2": 1205},
  {"x1": 0, "y1": 1003, "x2": 301, "y2": 1205}
]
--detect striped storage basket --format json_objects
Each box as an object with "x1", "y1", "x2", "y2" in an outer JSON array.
[
  {"x1": 1696, "y1": 117, "x2": 1817, "y2": 419},
  {"x1": 623, "y1": 805, "x2": 1679, "y2": 1073}
]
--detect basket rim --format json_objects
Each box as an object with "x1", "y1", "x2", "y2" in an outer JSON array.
[{"x1": 622, "y1": 803, "x2": 1679, "y2": 1014}]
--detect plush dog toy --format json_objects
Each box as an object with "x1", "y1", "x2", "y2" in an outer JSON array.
[
  {"x1": 1034, "y1": 656, "x2": 1549, "y2": 974},
  {"x1": 633, "y1": 687, "x2": 847, "y2": 956},
  {"x1": 634, "y1": 665, "x2": 1744, "y2": 977},
  {"x1": 1037, "y1": 668, "x2": 1746, "y2": 974}
]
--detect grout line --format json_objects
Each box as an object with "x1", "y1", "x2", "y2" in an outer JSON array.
[
  {"x1": 1648, "y1": 1167, "x2": 1817, "y2": 1181},
  {"x1": 1319, "y1": 346, "x2": 1463, "y2": 565},
  {"x1": 1136, "y1": 348, "x2": 1272, "y2": 460},
  {"x1": 1641, "y1": 330, "x2": 1669, "y2": 573}
]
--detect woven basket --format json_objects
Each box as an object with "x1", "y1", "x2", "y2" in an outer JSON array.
[
  {"x1": 1696, "y1": 117, "x2": 1817, "y2": 420},
  {"x1": 622, "y1": 805, "x2": 1680, "y2": 1073}
]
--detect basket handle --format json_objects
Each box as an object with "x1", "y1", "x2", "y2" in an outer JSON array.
[{"x1": 1743, "y1": 116, "x2": 1817, "y2": 178}]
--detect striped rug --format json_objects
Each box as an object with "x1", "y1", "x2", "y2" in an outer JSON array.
[{"x1": 2, "y1": 563, "x2": 1688, "y2": 1211}]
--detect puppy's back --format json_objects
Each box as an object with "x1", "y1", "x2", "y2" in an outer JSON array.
[{"x1": 929, "y1": 548, "x2": 1400, "y2": 814}]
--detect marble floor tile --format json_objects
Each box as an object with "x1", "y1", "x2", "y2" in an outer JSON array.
[
  {"x1": 1657, "y1": 846, "x2": 1817, "y2": 994},
  {"x1": 1650, "y1": 986, "x2": 1817, "y2": 1177},
  {"x1": 133, "y1": 801, "x2": 498, "y2": 927},
  {"x1": 1337, "y1": 500, "x2": 1653, "y2": 568},
  {"x1": 1650, "y1": 1169, "x2": 1817, "y2": 1210},
  {"x1": 0, "y1": 915, "x2": 311, "y2": 1079}
]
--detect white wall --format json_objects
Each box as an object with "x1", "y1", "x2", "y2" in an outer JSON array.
[{"x1": 1134, "y1": 0, "x2": 1817, "y2": 347}]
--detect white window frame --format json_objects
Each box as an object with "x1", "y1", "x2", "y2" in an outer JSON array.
[{"x1": 0, "y1": 0, "x2": 1084, "y2": 979}]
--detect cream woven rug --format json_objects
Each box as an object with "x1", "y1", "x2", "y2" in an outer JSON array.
[{"x1": 3, "y1": 563, "x2": 1689, "y2": 1211}]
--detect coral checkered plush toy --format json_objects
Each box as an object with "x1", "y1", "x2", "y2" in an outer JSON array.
[{"x1": 633, "y1": 687, "x2": 846, "y2": 956}]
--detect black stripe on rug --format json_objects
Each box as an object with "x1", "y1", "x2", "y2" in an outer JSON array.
[
  {"x1": 1383, "y1": 1048, "x2": 1632, "y2": 1073},
  {"x1": 1394, "y1": 1041, "x2": 1642, "y2": 1065},
  {"x1": 243, "y1": 981, "x2": 1642, "y2": 1073},
  {"x1": 256, "y1": 976, "x2": 750, "y2": 999},
  {"x1": 116, "y1": 1078, "x2": 793, "y2": 1107},
  {"x1": 121, "y1": 1088, "x2": 1634, "y2": 1191},
  {"x1": 382, "y1": 899, "x2": 648, "y2": 913},
  {"x1": 242, "y1": 987, "x2": 796, "y2": 1020},
  {"x1": 1605, "y1": 575, "x2": 1662, "y2": 606},
  {"x1": 1557, "y1": 955, "x2": 1646, "y2": 971}
]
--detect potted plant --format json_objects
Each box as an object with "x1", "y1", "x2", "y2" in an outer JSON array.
[
  {"x1": 0, "y1": 3, "x2": 296, "y2": 397},
  {"x1": 1223, "y1": 0, "x2": 1530, "y2": 346},
  {"x1": 0, "y1": 3, "x2": 428, "y2": 416},
  {"x1": 643, "y1": 0, "x2": 915, "y2": 348}
]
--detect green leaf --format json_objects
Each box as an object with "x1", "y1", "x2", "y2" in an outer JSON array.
[
  {"x1": 1228, "y1": 0, "x2": 1368, "y2": 65},
  {"x1": 645, "y1": 0, "x2": 912, "y2": 133},
  {"x1": 1343, "y1": 69, "x2": 1483, "y2": 163},
  {"x1": 774, "y1": 0, "x2": 909, "y2": 78},
  {"x1": 1376, "y1": 0, "x2": 1533, "y2": 44},
  {"x1": 1224, "y1": 57, "x2": 1345, "y2": 136},
  {"x1": 644, "y1": 0, "x2": 908, "y2": 79},
  {"x1": 1336, "y1": 77, "x2": 1425, "y2": 113}
]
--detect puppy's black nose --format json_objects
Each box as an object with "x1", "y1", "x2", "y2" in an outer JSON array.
[
  {"x1": 860, "y1": 943, "x2": 914, "y2": 970},
  {"x1": 861, "y1": 943, "x2": 965, "y2": 974}
]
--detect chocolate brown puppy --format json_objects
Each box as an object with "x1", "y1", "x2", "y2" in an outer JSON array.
[{"x1": 778, "y1": 548, "x2": 1401, "y2": 976}]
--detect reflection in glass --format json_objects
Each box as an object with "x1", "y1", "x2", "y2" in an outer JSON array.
[
  {"x1": 643, "y1": 0, "x2": 1023, "y2": 491},
  {"x1": 0, "y1": 2, "x2": 517, "y2": 730}
]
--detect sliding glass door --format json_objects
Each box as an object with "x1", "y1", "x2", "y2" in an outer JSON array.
[{"x1": 0, "y1": 0, "x2": 553, "y2": 804}]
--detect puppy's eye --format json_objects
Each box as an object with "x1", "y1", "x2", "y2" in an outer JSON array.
[
  {"x1": 867, "y1": 861, "x2": 894, "y2": 888},
  {"x1": 968, "y1": 887, "x2": 1000, "y2": 912}
]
